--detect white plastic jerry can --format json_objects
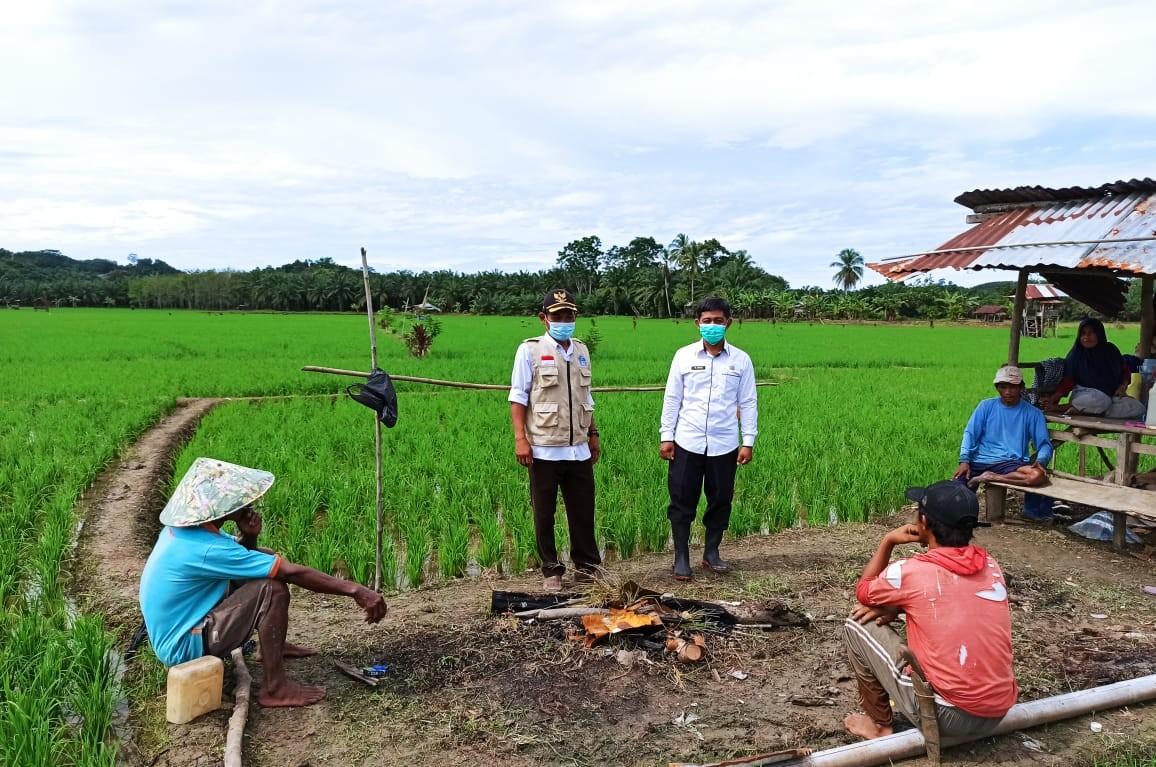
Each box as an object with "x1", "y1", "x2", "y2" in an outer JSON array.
[{"x1": 166, "y1": 655, "x2": 224, "y2": 724}]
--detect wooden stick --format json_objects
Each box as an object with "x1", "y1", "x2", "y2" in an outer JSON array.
[
  {"x1": 301, "y1": 366, "x2": 779, "y2": 392},
  {"x1": 224, "y1": 648, "x2": 251, "y2": 767},
  {"x1": 359, "y1": 247, "x2": 385, "y2": 593},
  {"x1": 514, "y1": 607, "x2": 609, "y2": 620},
  {"x1": 1008, "y1": 269, "x2": 1028, "y2": 364}
]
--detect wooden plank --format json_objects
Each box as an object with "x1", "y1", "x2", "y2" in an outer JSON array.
[
  {"x1": 1050, "y1": 470, "x2": 1122, "y2": 487},
  {"x1": 985, "y1": 476, "x2": 1156, "y2": 519},
  {"x1": 1114, "y1": 511, "x2": 1128, "y2": 550},
  {"x1": 984, "y1": 486, "x2": 1007, "y2": 523},
  {"x1": 1047, "y1": 414, "x2": 1156, "y2": 437},
  {"x1": 1009, "y1": 270, "x2": 1029, "y2": 364},
  {"x1": 1048, "y1": 431, "x2": 1122, "y2": 450},
  {"x1": 1116, "y1": 434, "x2": 1134, "y2": 489}
]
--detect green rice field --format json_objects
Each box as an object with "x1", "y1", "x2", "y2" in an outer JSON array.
[{"x1": 0, "y1": 308, "x2": 1140, "y2": 764}]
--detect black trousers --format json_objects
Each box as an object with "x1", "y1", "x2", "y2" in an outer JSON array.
[
  {"x1": 666, "y1": 444, "x2": 739, "y2": 531},
  {"x1": 528, "y1": 458, "x2": 601, "y2": 577}
]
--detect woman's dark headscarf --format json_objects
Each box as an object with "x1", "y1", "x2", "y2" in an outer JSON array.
[{"x1": 1064, "y1": 317, "x2": 1123, "y2": 396}]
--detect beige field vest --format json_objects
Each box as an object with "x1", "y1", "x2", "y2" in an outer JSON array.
[{"x1": 525, "y1": 334, "x2": 593, "y2": 447}]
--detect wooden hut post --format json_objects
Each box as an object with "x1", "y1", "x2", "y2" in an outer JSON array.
[
  {"x1": 1008, "y1": 269, "x2": 1029, "y2": 364},
  {"x1": 1140, "y1": 275, "x2": 1155, "y2": 358}
]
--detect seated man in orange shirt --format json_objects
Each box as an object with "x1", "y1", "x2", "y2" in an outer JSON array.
[{"x1": 842, "y1": 481, "x2": 1017, "y2": 741}]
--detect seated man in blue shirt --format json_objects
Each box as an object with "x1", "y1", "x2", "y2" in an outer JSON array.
[
  {"x1": 140, "y1": 458, "x2": 386, "y2": 707},
  {"x1": 953, "y1": 365, "x2": 1054, "y2": 519}
]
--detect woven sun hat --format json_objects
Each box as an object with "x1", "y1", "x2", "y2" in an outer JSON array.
[
  {"x1": 993, "y1": 365, "x2": 1023, "y2": 385},
  {"x1": 159, "y1": 457, "x2": 275, "y2": 527}
]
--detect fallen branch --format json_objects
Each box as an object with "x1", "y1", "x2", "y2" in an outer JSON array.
[
  {"x1": 224, "y1": 648, "x2": 251, "y2": 767},
  {"x1": 515, "y1": 607, "x2": 609, "y2": 620}
]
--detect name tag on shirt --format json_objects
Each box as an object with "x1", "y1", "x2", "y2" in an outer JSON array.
[{"x1": 691, "y1": 365, "x2": 706, "y2": 371}]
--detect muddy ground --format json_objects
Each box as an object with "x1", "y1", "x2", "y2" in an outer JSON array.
[{"x1": 71, "y1": 400, "x2": 1156, "y2": 767}]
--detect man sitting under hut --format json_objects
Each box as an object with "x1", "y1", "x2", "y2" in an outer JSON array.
[
  {"x1": 954, "y1": 364, "x2": 1054, "y2": 520},
  {"x1": 139, "y1": 458, "x2": 387, "y2": 707},
  {"x1": 842, "y1": 481, "x2": 1017, "y2": 741}
]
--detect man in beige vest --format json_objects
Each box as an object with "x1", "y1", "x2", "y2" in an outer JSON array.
[{"x1": 509, "y1": 289, "x2": 602, "y2": 592}]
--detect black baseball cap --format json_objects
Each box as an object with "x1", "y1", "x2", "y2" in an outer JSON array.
[
  {"x1": 543, "y1": 288, "x2": 578, "y2": 313},
  {"x1": 906, "y1": 481, "x2": 989, "y2": 529}
]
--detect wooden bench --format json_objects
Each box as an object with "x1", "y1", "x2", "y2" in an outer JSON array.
[{"x1": 982, "y1": 473, "x2": 1156, "y2": 550}]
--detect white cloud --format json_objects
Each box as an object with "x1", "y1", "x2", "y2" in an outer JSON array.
[{"x1": 1, "y1": 0, "x2": 1154, "y2": 285}]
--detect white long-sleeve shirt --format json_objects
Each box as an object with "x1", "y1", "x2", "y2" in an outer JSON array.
[
  {"x1": 660, "y1": 340, "x2": 758, "y2": 456},
  {"x1": 508, "y1": 336, "x2": 594, "y2": 461}
]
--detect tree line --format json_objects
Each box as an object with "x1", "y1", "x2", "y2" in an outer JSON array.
[{"x1": 1, "y1": 241, "x2": 1148, "y2": 321}]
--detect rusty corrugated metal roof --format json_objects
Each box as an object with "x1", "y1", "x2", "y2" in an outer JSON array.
[
  {"x1": 869, "y1": 191, "x2": 1156, "y2": 280},
  {"x1": 955, "y1": 178, "x2": 1156, "y2": 210}
]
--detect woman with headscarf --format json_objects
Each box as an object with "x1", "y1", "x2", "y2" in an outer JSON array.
[{"x1": 1044, "y1": 318, "x2": 1145, "y2": 419}]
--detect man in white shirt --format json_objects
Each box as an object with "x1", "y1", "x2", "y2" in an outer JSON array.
[
  {"x1": 509, "y1": 289, "x2": 602, "y2": 592},
  {"x1": 660, "y1": 297, "x2": 758, "y2": 580}
]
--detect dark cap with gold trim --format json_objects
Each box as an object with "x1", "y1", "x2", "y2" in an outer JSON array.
[{"x1": 543, "y1": 288, "x2": 578, "y2": 312}]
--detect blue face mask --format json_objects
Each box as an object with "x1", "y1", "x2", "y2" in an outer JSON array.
[
  {"x1": 699, "y1": 323, "x2": 726, "y2": 345},
  {"x1": 548, "y1": 322, "x2": 576, "y2": 342}
]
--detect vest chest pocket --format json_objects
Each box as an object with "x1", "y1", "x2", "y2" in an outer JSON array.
[
  {"x1": 578, "y1": 366, "x2": 592, "y2": 390},
  {"x1": 532, "y1": 402, "x2": 560, "y2": 429},
  {"x1": 536, "y1": 367, "x2": 559, "y2": 389}
]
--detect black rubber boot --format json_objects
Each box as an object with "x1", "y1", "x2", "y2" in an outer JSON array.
[
  {"x1": 672, "y1": 524, "x2": 693, "y2": 581},
  {"x1": 701, "y1": 528, "x2": 731, "y2": 573}
]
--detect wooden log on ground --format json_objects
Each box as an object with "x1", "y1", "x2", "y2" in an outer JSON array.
[
  {"x1": 224, "y1": 648, "x2": 252, "y2": 767},
  {"x1": 515, "y1": 607, "x2": 609, "y2": 620}
]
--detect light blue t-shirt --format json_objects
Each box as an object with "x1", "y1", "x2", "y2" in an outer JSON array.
[
  {"x1": 959, "y1": 398, "x2": 1054, "y2": 467},
  {"x1": 139, "y1": 525, "x2": 279, "y2": 667}
]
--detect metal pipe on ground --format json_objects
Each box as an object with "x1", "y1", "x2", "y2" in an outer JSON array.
[{"x1": 772, "y1": 674, "x2": 1156, "y2": 767}]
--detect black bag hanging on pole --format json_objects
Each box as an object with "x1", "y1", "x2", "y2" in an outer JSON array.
[{"x1": 346, "y1": 368, "x2": 399, "y2": 427}]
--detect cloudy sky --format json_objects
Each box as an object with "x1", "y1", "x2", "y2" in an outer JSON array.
[{"x1": 3, "y1": 0, "x2": 1154, "y2": 287}]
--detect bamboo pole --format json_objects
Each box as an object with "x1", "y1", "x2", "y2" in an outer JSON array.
[
  {"x1": 1140, "y1": 275, "x2": 1154, "y2": 358},
  {"x1": 359, "y1": 247, "x2": 385, "y2": 593},
  {"x1": 223, "y1": 648, "x2": 252, "y2": 767},
  {"x1": 765, "y1": 673, "x2": 1156, "y2": 767},
  {"x1": 1008, "y1": 269, "x2": 1029, "y2": 364},
  {"x1": 301, "y1": 366, "x2": 779, "y2": 392}
]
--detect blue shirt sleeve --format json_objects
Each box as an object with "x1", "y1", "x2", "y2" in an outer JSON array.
[
  {"x1": 959, "y1": 401, "x2": 986, "y2": 462},
  {"x1": 1030, "y1": 408, "x2": 1054, "y2": 466},
  {"x1": 190, "y1": 537, "x2": 278, "y2": 581}
]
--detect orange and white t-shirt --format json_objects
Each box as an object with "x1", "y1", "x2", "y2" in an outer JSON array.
[{"x1": 856, "y1": 545, "x2": 1018, "y2": 718}]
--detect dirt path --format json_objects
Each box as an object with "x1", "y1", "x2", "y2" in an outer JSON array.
[
  {"x1": 72, "y1": 397, "x2": 223, "y2": 628},
  {"x1": 69, "y1": 400, "x2": 1156, "y2": 767}
]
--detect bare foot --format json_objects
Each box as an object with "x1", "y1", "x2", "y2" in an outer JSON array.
[
  {"x1": 255, "y1": 642, "x2": 318, "y2": 662},
  {"x1": 257, "y1": 681, "x2": 327, "y2": 708},
  {"x1": 843, "y1": 712, "x2": 893, "y2": 740},
  {"x1": 967, "y1": 471, "x2": 999, "y2": 489}
]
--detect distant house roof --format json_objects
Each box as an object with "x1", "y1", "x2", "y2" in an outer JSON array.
[
  {"x1": 975, "y1": 305, "x2": 1006, "y2": 315},
  {"x1": 1021, "y1": 284, "x2": 1067, "y2": 301}
]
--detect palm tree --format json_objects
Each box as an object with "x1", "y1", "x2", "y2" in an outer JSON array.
[
  {"x1": 669, "y1": 234, "x2": 705, "y2": 305},
  {"x1": 830, "y1": 248, "x2": 865, "y2": 291}
]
